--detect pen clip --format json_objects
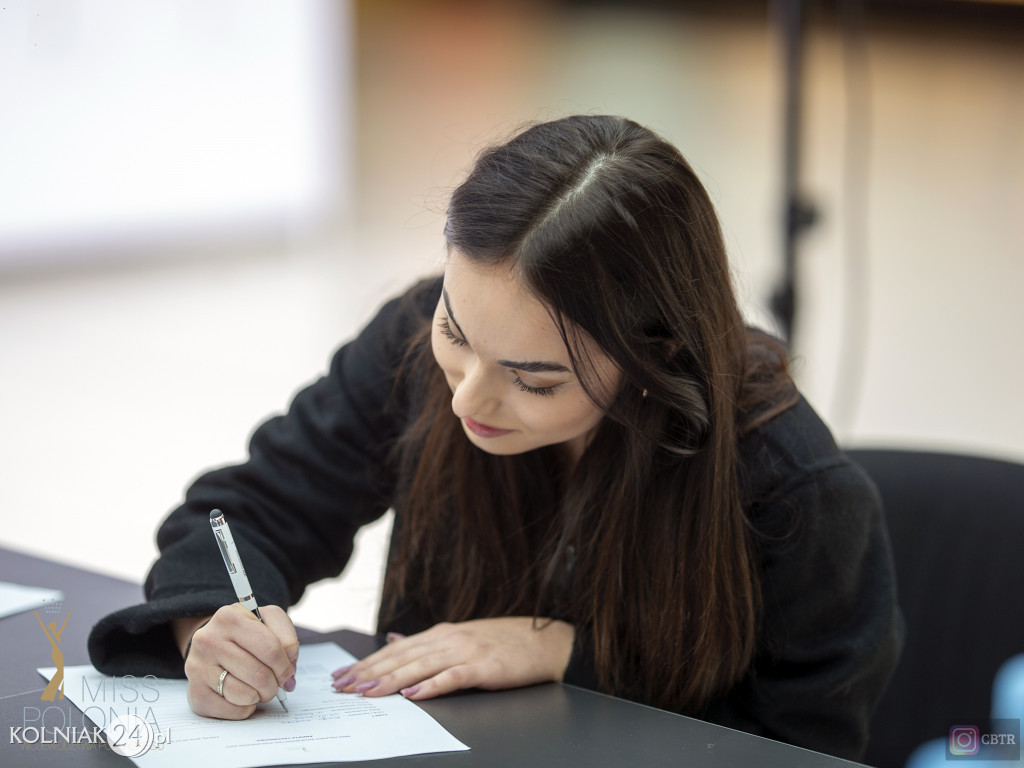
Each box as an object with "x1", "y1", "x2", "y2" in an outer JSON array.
[{"x1": 214, "y1": 529, "x2": 237, "y2": 574}]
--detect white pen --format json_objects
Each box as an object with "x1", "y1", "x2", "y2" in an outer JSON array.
[{"x1": 209, "y1": 508, "x2": 289, "y2": 711}]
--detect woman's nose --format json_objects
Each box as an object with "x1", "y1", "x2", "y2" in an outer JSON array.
[{"x1": 451, "y1": 362, "x2": 498, "y2": 418}]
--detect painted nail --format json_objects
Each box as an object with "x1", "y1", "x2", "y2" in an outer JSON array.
[
  {"x1": 385, "y1": 632, "x2": 406, "y2": 643},
  {"x1": 283, "y1": 676, "x2": 296, "y2": 692},
  {"x1": 332, "y1": 675, "x2": 355, "y2": 689},
  {"x1": 354, "y1": 680, "x2": 380, "y2": 694},
  {"x1": 331, "y1": 665, "x2": 354, "y2": 679},
  {"x1": 400, "y1": 685, "x2": 420, "y2": 698}
]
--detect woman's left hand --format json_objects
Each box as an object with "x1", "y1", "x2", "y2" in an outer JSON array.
[{"x1": 330, "y1": 617, "x2": 575, "y2": 700}]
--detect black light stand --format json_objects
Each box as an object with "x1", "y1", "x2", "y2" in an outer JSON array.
[{"x1": 770, "y1": 0, "x2": 820, "y2": 346}]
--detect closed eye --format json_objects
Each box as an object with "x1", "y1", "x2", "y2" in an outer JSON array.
[
  {"x1": 438, "y1": 309, "x2": 561, "y2": 395},
  {"x1": 512, "y1": 374, "x2": 558, "y2": 397},
  {"x1": 438, "y1": 316, "x2": 468, "y2": 347}
]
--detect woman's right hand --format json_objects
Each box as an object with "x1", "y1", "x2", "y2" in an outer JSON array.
[{"x1": 173, "y1": 604, "x2": 299, "y2": 719}]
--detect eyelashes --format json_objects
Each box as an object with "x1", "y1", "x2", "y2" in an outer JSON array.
[
  {"x1": 437, "y1": 317, "x2": 467, "y2": 347},
  {"x1": 511, "y1": 376, "x2": 557, "y2": 397},
  {"x1": 436, "y1": 316, "x2": 560, "y2": 397}
]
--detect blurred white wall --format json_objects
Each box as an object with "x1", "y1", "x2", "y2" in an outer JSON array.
[
  {"x1": 2, "y1": 1, "x2": 1022, "y2": 634},
  {"x1": 0, "y1": 0, "x2": 344, "y2": 267},
  {"x1": 0, "y1": 0, "x2": 393, "y2": 632}
]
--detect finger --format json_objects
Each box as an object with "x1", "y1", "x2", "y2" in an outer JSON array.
[
  {"x1": 261, "y1": 605, "x2": 300, "y2": 662},
  {"x1": 391, "y1": 663, "x2": 482, "y2": 701},
  {"x1": 188, "y1": 625, "x2": 278, "y2": 705},
  {"x1": 343, "y1": 624, "x2": 451, "y2": 683},
  {"x1": 220, "y1": 604, "x2": 296, "y2": 693},
  {"x1": 186, "y1": 606, "x2": 289, "y2": 704},
  {"x1": 331, "y1": 642, "x2": 428, "y2": 691},
  {"x1": 348, "y1": 644, "x2": 461, "y2": 697},
  {"x1": 336, "y1": 623, "x2": 469, "y2": 693},
  {"x1": 331, "y1": 644, "x2": 407, "y2": 688},
  {"x1": 186, "y1": 673, "x2": 257, "y2": 721},
  {"x1": 212, "y1": 667, "x2": 262, "y2": 707},
  {"x1": 331, "y1": 663, "x2": 354, "y2": 680},
  {"x1": 358, "y1": 617, "x2": 572, "y2": 699},
  {"x1": 259, "y1": 605, "x2": 300, "y2": 687}
]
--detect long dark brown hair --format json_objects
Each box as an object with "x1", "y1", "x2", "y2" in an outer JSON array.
[{"x1": 382, "y1": 115, "x2": 796, "y2": 714}]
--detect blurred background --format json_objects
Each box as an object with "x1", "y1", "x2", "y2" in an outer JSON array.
[{"x1": 1, "y1": 0, "x2": 1022, "y2": 636}]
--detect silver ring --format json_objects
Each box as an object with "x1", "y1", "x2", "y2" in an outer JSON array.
[{"x1": 217, "y1": 669, "x2": 228, "y2": 697}]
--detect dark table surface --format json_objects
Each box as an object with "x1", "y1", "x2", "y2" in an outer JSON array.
[{"x1": 0, "y1": 545, "x2": 867, "y2": 767}]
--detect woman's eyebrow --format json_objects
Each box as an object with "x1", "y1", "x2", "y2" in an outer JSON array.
[
  {"x1": 496, "y1": 359, "x2": 571, "y2": 374},
  {"x1": 441, "y1": 288, "x2": 571, "y2": 375}
]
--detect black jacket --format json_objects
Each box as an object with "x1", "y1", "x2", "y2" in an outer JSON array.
[{"x1": 88, "y1": 277, "x2": 903, "y2": 761}]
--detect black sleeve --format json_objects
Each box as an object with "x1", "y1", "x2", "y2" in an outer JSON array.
[
  {"x1": 562, "y1": 629, "x2": 599, "y2": 691},
  {"x1": 88, "y1": 279, "x2": 441, "y2": 678},
  {"x1": 702, "y1": 399, "x2": 905, "y2": 761}
]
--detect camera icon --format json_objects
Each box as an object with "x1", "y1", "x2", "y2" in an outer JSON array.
[{"x1": 950, "y1": 725, "x2": 980, "y2": 755}]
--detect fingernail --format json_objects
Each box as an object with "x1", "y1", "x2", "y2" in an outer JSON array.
[
  {"x1": 332, "y1": 675, "x2": 355, "y2": 689},
  {"x1": 355, "y1": 680, "x2": 380, "y2": 694},
  {"x1": 385, "y1": 632, "x2": 406, "y2": 643},
  {"x1": 400, "y1": 685, "x2": 420, "y2": 698},
  {"x1": 331, "y1": 665, "x2": 354, "y2": 679},
  {"x1": 283, "y1": 676, "x2": 296, "y2": 692}
]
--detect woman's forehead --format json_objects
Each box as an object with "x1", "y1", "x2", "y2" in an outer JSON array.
[
  {"x1": 443, "y1": 254, "x2": 570, "y2": 358},
  {"x1": 442, "y1": 252, "x2": 620, "y2": 393}
]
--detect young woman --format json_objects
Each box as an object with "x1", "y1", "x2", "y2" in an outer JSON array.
[{"x1": 89, "y1": 115, "x2": 902, "y2": 761}]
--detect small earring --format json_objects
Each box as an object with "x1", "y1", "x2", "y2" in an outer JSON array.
[{"x1": 642, "y1": 388, "x2": 649, "y2": 399}]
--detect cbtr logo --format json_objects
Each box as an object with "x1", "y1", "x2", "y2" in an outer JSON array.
[{"x1": 950, "y1": 725, "x2": 981, "y2": 756}]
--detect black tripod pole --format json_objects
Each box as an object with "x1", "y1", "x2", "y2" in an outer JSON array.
[{"x1": 771, "y1": 0, "x2": 818, "y2": 346}]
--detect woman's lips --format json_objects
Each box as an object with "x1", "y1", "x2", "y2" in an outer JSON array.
[{"x1": 464, "y1": 417, "x2": 514, "y2": 438}]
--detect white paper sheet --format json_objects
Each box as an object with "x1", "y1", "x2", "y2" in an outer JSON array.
[
  {"x1": 38, "y1": 641, "x2": 469, "y2": 767},
  {"x1": 0, "y1": 581, "x2": 63, "y2": 619}
]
